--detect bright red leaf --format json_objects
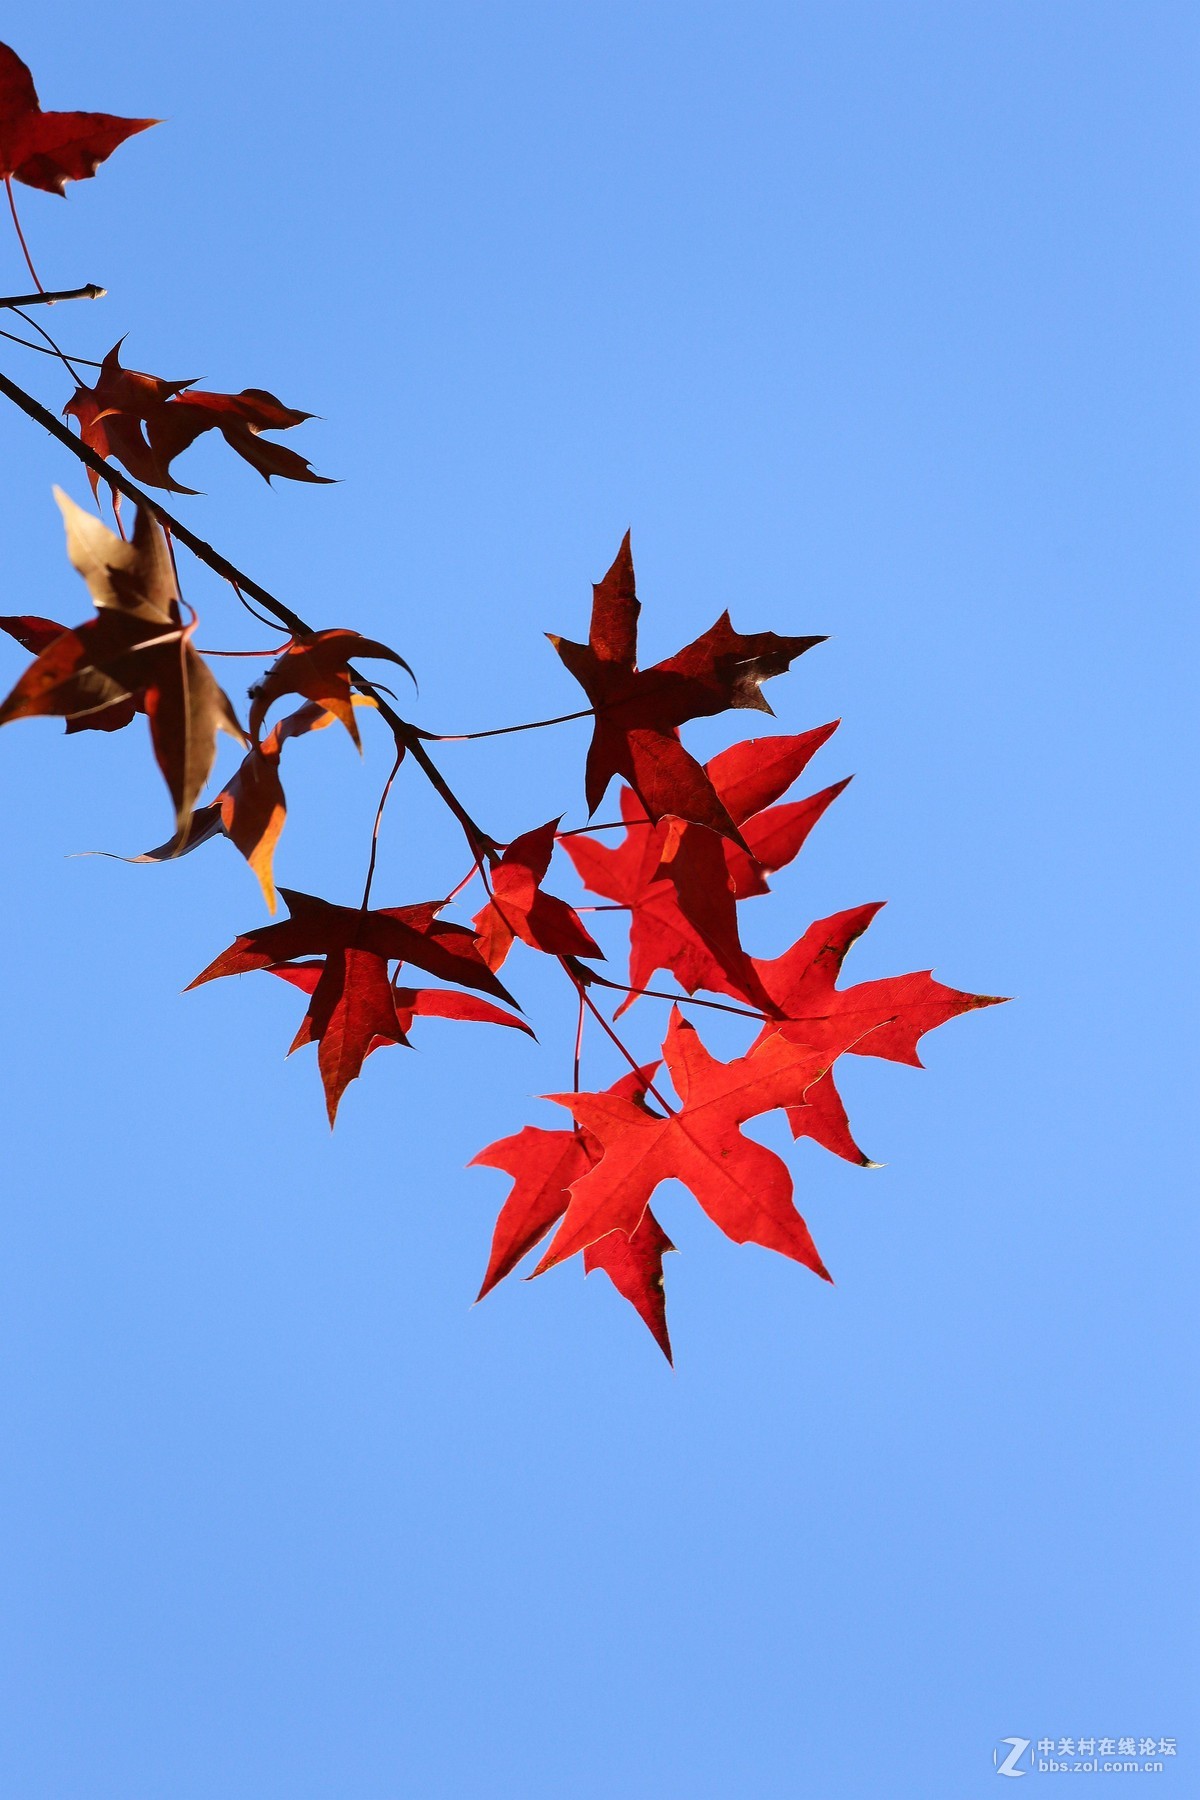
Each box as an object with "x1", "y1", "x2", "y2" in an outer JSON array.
[
  {"x1": 471, "y1": 1065, "x2": 675, "y2": 1359},
  {"x1": 750, "y1": 904, "x2": 1007, "y2": 1161},
  {"x1": 534, "y1": 1006, "x2": 888, "y2": 1277}
]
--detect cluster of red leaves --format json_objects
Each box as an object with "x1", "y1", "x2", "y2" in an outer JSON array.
[
  {"x1": 0, "y1": 40, "x2": 1004, "y2": 1364},
  {"x1": 466, "y1": 539, "x2": 1004, "y2": 1359}
]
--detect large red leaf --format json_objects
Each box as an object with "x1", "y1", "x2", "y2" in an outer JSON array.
[{"x1": 534, "y1": 1007, "x2": 887, "y2": 1276}]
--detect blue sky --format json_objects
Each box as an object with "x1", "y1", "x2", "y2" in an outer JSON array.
[{"x1": 0, "y1": 4, "x2": 1194, "y2": 1796}]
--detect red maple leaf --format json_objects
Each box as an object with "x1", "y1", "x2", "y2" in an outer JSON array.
[
  {"x1": 562, "y1": 726, "x2": 849, "y2": 1010},
  {"x1": 64, "y1": 342, "x2": 330, "y2": 495},
  {"x1": 190, "y1": 889, "x2": 523, "y2": 1123},
  {"x1": 471, "y1": 818, "x2": 604, "y2": 969},
  {"x1": 0, "y1": 492, "x2": 244, "y2": 833},
  {"x1": 0, "y1": 43, "x2": 155, "y2": 195},
  {"x1": 751, "y1": 903, "x2": 1008, "y2": 1164},
  {"x1": 471, "y1": 1065, "x2": 675, "y2": 1360},
  {"x1": 550, "y1": 534, "x2": 824, "y2": 840},
  {"x1": 532, "y1": 1006, "x2": 887, "y2": 1278}
]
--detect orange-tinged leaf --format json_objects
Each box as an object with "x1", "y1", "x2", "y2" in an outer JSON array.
[{"x1": 248, "y1": 630, "x2": 413, "y2": 748}]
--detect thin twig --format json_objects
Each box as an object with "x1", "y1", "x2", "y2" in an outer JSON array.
[
  {"x1": 417, "y1": 707, "x2": 593, "y2": 742},
  {"x1": 588, "y1": 968, "x2": 772, "y2": 1021},
  {"x1": 361, "y1": 744, "x2": 406, "y2": 909},
  {"x1": 0, "y1": 326, "x2": 103, "y2": 365},
  {"x1": 198, "y1": 646, "x2": 281, "y2": 657},
  {"x1": 572, "y1": 984, "x2": 585, "y2": 1092},
  {"x1": 0, "y1": 281, "x2": 106, "y2": 310},
  {"x1": 572, "y1": 976, "x2": 675, "y2": 1114}
]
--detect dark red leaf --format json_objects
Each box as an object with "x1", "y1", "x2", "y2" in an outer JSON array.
[
  {"x1": 0, "y1": 43, "x2": 155, "y2": 194},
  {"x1": 550, "y1": 534, "x2": 824, "y2": 839}
]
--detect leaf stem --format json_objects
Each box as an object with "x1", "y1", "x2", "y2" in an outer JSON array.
[
  {"x1": 5, "y1": 306, "x2": 86, "y2": 382},
  {"x1": 3, "y1": 181, "x2": 45, "y2": 295},
  {"x1": 560, "y1": 958, "x2": 675, "y2": 1115},
  {"x1": 572, "y1": 984, "x2": 585, "y2": 1092}
]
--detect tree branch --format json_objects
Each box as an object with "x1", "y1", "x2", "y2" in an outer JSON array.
[{"x1": 0, "y1": 365, "x2": 499, "y2": 864}]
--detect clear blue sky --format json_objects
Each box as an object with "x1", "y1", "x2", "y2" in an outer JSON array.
[{"x1": 0, "y1": 4, "x2": 1194, "y2": 1796}]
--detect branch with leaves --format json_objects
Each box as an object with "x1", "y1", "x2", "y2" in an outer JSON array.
[{"x1": 0, "y1": 40, "x2": 1005, "y2": 1363}]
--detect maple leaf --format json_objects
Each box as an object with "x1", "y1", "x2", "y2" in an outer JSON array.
[
  {"x1": 189, "y1": 888, "x2": 520, "y2": 1122},
  {"x1": 534, "y1": 1006, "x2": 887, "y2": 1277},
  {"x1": 750, "y1": 903, "x2": 1008, "y2": 1163},
  {"x1": 562, "y1": 726, "x2": 849, "y2": 1011},
  {"x1": 0, "y1": 491, "x2": 244, "y2": 833},
  {"x1": 64, "y1": 342, "x2": 331, "y2": 495},
  {"x1": 471, "y1": 1066, "x2": 675, "y2": 1359},
  {"x1": 0, "y1": 43, "x2": 155, "y2": 195},
  {"x1": 129, "y1": 700, "x2": 338, "y2": 910},
  {"x1": 550, "y1": 533, "x2": 825, "y2": 840},
  {"x1": 471, "y1": 818, "x2": 604, "y2": 969},
  {"x1": 248, "y1": 630, "x2": 413, "y2": 749},
  {"x1": 0, "y1": 613, "x2": 137, "y2": 732}
]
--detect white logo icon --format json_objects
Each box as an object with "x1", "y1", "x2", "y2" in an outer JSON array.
[{"x1": 994, "y1": 1737, "x2": 1032, "y2": 1778}]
